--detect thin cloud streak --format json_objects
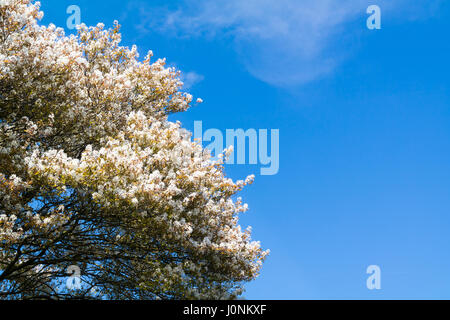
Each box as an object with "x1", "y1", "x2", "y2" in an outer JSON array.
[
  {"x1": 181, "y1": 71, "x2": 204, "y2": 89},
  {"x1": 125, "y1": 0, "x2": 442, "y2": 87}
]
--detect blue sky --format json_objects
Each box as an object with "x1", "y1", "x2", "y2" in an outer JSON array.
[{"x1": 41, "y1": 0, "x2": 450, "y2": 299}]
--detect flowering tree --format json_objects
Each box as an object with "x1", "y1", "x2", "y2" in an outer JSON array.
[{"x1": 0, "y1": 0, "x2": 268, "y2": 300}]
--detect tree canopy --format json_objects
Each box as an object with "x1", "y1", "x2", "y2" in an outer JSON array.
[{"x1": 0, "y1": 0, "x2": 267, "y2": 300}]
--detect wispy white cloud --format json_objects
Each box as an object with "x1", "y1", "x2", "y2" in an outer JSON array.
[
  {"x1": 126, "y1": 0, "x2": 442, "y2": 87},
  {"x1": 180, "y1": 71, "x2": 204, "y2": 89}
]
